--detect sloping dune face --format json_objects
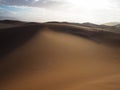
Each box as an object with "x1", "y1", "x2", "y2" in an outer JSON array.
[{"x1": 0, "y1": 28, "x2": 120, "y2": 90}]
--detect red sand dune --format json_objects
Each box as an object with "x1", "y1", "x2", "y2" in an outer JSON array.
[{"x1": 0, "y1": 23, "x2": 120, "y2": 90}]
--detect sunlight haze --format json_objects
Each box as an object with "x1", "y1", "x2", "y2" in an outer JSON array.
[{"x1": 0, "y1": 0, "x2": 120, "y2": 24}]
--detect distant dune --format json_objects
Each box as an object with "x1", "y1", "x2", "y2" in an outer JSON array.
[
  {"x1": 0, "y1": 20, "x2": 120, "y2": 90},
  {"x1": 0, "y1": 20, "x2": 26, "y2": 29},
  {"x1": 103, "y1": 22, "x2": 120, "y2": 26}
]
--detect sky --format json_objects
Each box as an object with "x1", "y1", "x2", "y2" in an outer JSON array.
[{"x1": 0, "y1": 0, "x2": 120, "y2": 24}]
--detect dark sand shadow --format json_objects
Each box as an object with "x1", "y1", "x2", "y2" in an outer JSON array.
[{"x1": 0, "y1": 24, "x2": 44, "y2": 59}]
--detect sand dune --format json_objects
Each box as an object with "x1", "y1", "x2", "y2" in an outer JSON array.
[
  {"x1": 0, "y1": 20, "x2": 26, "y2": 29},
  {"x1": 0, "y1": 26, "x2": 120, "y2": 90}
]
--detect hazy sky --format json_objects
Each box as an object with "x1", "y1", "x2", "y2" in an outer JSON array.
[{"x1": 0, "y1": 0, "x2": 120, "y2": 24}]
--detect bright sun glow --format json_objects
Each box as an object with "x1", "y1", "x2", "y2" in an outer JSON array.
[
  {"x1": 67, "y1": 0, "x2": 112, "y2": 10},
  {"x1": 2, "y1": 0, "x2": 119, "y2": 24}
]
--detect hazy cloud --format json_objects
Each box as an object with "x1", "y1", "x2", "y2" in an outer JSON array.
[
  {"x1": 0, "y1": 0, "x2": 120, "y2": 8},
  {"x1": 0, "y1": 0, "x2": 63, "y2": 8},
  {"x1": 112, "y1": 0, "x2": 120, "y2": 6}
]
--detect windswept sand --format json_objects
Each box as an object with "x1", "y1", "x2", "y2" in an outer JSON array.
[{"x1": 0, "y1": 28, "x2": 120, "y2": 90}]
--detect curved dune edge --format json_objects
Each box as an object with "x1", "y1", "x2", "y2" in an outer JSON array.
[{"x1": 0, "y1": 28, "x2": 120, "y2": 90}]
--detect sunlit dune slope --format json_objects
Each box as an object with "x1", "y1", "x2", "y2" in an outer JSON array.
[
  {"x1": 45, "y1": 23, "x2": 120, "y2": 46},
  {"x1": 0, "y1": 26, "x2": 120, "y2": 90}
]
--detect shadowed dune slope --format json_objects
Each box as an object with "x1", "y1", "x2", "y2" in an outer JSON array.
[
  {"x1": 0, "y1": 24, "x2": 44, "y2": 58},
  {"x1": 0, "y1": 26, "x2": 120, "y2": 90}
]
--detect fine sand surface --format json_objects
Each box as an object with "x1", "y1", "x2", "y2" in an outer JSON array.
[{"x1": 0, "y1": 28, "x2": 120, "y2": 90}]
